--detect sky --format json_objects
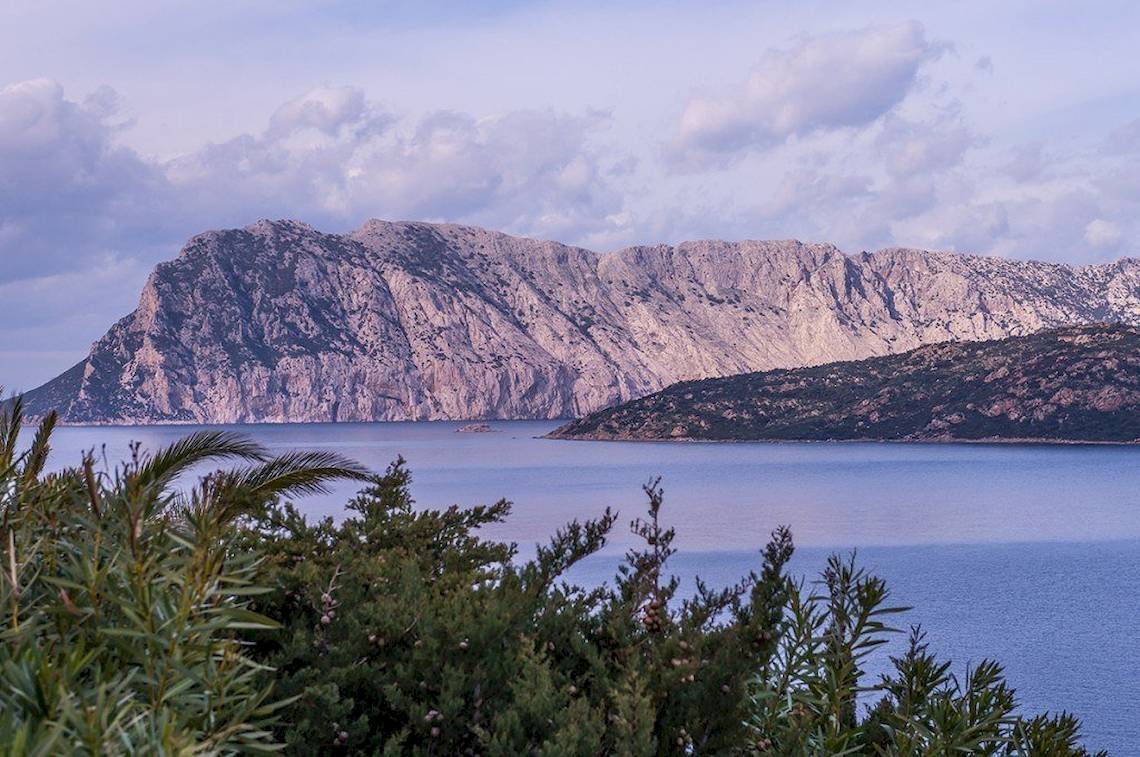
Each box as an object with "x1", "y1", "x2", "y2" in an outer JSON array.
[{"x1": 2, "y1": 0, "x2": 1140, "y2": 391}]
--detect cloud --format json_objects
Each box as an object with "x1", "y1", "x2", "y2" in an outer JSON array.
[
  {"x1": 0, "y1": 79, "x2": 631, "y2": 287},
  {"x1": 169, "y1": 98, "x2": 627, "y2": 244},
  {"x1": 343, "y1": 109, "x2": 626, "y2": 241},
  {"x1": 876, "y1": 112, "x2": 977, "y2": 179},
  {"x1": 1104, "y1": 118, "x2": 1140, "y2": 155},
  {"x1": 754, "y1": 166, "x2": 875, "y2": 240},
  {"x1": 1002, "y1": 143, "x2": 1047, "y2": 182},
  {"x1": 729, "y1": 117, "x2": 1139, "y2": 264},
  {"x1": 267, "y1": 85, "x2": 387, "y2": 138},
  {"x1": 1084, "y1": 218, "x2": 1122, "y2": 250},
  {"x1": 889, "y1": 200, "x2": 1010, "y2": 254},
  {"x1": 0, "y1": 78, "x2": 167, "y2": 283},
  {"x1": 670, "y1": 22, "x2": 945, "y2": 169}
]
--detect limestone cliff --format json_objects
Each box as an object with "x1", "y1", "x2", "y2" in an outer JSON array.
[{"x1": 21, "y1": 219, "x2": 1140, "y2": 423}]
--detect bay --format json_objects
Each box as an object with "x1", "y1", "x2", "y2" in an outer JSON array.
[{"x1": 28, "y1": 420, "x2": 1140, "y2": 753}]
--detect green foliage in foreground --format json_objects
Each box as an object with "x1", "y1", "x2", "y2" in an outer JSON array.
[
  {"x1": 243, "y1": 465, "x2": 787, "y2": 755},
  {"x1": 0, "y1": 398, "x2": 367, "y2": 754},
  {"x1": 0, "y1": 398, "x2": 1107, "y2": 755}
]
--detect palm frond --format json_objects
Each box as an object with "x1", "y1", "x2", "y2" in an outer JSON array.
[
  {"x1": 134, "y1": 431, "x2": 267, "y2": 491},
  {"x1": 228, "y1": 450, "x2": 370, "y2": 501}
]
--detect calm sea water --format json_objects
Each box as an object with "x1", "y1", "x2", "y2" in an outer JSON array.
[{"x1": 28, "y1": 421, "x2": 1140, "y2": 753}]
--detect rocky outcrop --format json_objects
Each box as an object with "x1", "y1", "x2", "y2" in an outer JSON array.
[
  {"x1": 549, "y1": 324, "x2": 1140, "y2": 443},
  {"x1": 20, "y1": 218, "x2": 1140, "y2": 423},
  {"x1": 456, "y1": 423, "x2": 495, "y2": 433}
]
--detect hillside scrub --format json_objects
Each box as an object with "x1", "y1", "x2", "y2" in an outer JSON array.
[
  {"x1": 550, "y1": 324, "x2": 1140, "y2": 444},
  {"x1": 0, "y1": 398, "x2": 1106, "y2": 754}
]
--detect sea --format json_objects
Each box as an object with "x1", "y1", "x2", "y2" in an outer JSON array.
[{"x1": 28, "y1": 420, "x2": 1140, "y2": 753}]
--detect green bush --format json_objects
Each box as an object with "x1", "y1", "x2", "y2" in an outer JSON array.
[
  {"x1": 243, "y1": 466, "x2": 788, "y2": 755},
  {"x1": 0, "y1": 399, "x2": 365, "y2": 754},
  {"x1": 0, "y1": 397, "x2": 1106, "y2": 754},
  {"x1": 745, "y1": 555, "x2": 1103, "y2": 755},
  {"x1": 244, "y1": 464, "x2": 1104, "y2": 756}
]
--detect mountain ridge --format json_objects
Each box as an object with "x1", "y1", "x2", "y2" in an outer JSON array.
[
  {"x1": 548, "y1": 324, "x2": 1140, "y2": 443},
  {"x1": 20, "y1": 218, "x2": 1140, "y2": 424}
]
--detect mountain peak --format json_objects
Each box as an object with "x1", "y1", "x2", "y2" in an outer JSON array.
[{"x1": 247, "y1": 218, "x2": 315, "y2": 232}]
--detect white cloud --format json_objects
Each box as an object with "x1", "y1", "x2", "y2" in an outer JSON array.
[
  {"x1": 1084, "y1": 218, "x2": 1122, "y2": 250},
  {"x1": 756, "y1": 167, "x2": 874, "y2": 236},
  {"x1": 889, "y1": 201, "x2": 1009, "y2": 254},
  {"x1": 167, "y1": 99, "x2": 627, "y2": 244},
  {"x1": 7, "y1": 1, "x2": 1140, "y2": 390},
  {"x1": 0, "y1": 79, "x2": 631, "y2": 285},
  {"x1": 670, "y1": 22, "x2": 945, "y2": 168},
  {"x1": 267, "y1": 86, "x2": 384, "y2": 138}
]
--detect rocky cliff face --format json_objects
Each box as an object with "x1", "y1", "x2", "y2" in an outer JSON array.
[
  {"x1": 549, "y1": 324, "x2": 1140, "y2": 443},
  {"x1": 22, "y1": 219, "x2": 1140, "y2": 423}
]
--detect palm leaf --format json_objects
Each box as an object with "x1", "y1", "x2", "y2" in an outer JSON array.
[
  {"x1": 134, "y1": 431, "x2": 267, "y2": 491},
  {"x1": 226, "y1": 450, "x2": 370, "y2": 501}
]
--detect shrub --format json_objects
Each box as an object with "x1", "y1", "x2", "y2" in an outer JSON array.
[
  {"x1": 0, "y1": 400, "x2": 1105, "y2": 754},
  {"x1": 243, "y1": 467, "x2": 790, "y2": 754},
  {"x1": 0, "y1": 398, "x2": 365, "y2": 753},
  {"x1": 745, "y1": 555, "x2": 1105, "y2": 755},
  {"x1": 244, "y1": 465, "x2": 1104, "y2": 756}
]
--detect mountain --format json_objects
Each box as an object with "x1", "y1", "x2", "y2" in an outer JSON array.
[
  {"x1": 20, "y1": 218, "x2": 1140, "y2": 424},
  {"x1": 548, "y1": 324, "x2": 1140, "y2": 443}
]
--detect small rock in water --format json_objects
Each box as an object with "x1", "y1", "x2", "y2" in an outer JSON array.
[{"x1": 456, "y1": 423, "x2": 495, "y2": 433}]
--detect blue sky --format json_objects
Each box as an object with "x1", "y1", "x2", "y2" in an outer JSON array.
[{"x1": 2, "y1": 0, "x2": 1140, "y2": 390}]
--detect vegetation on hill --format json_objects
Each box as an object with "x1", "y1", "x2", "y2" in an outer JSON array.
[
  {"x1": 551, "y1": 324, "x2": 1140, "y2": 443},
  {"x1": 1, "y1": 398, "x2": 1105, "y2": 754}
]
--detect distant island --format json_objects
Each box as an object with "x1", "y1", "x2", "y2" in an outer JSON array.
[
  {"x1": 456, "y1": 422, "x2": 495, "y2": 433},
  {"x1": 17, "y1": 218, "x2": 1140, "y2": 424},
  {"x1": 549, "y1": 324, "x2": 1140, "y2": 443}
]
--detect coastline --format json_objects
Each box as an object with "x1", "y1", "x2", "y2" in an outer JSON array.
[
  {"x1": 542, "y1": 432, "x2": 1140, "y2": 446},
  {"x1": 20, "y1": 415, "x2": 1140, "y2": 446}
]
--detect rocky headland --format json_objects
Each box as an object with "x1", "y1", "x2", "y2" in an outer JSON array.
[{"x1": 19, "y1": 218, "x2": 1140, "y2": 424}]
